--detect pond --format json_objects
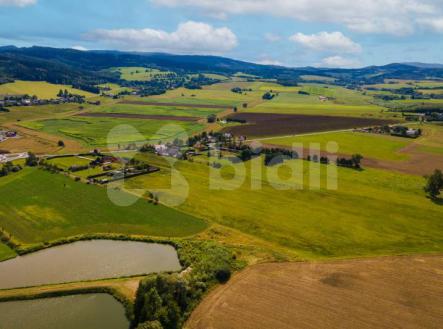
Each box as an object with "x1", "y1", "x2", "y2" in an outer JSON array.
[
  {"x1": 0, "y1": 240, "x2": 181, "y2": 289},
  {"x1": 0, "y1": 294, "x2": 129, "y2": 329}
]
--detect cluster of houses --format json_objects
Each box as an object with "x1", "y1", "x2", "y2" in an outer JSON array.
[
  {"x1": 0, "y1": 93, "x2": 86, "y2": 107},
  {"x1": 0, "y1": 130, "x2": 18, "y2": 143},
  {"x1": 355, "y1": 125, "x2": 422, "y2": 138},
  {"x1": 404, "y1": 112, "x2": 443, "y2": 122},
  {"x1": 0, "y1": 152, "x2": 28, "y2": 164}
]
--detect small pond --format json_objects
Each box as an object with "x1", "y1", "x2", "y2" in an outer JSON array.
[
  {"x1": 0, "y1": 240, "x2": 181, "y2": 289},
  {"x1": 0, "y1": 294, "x2": 129, "y2": 329}
]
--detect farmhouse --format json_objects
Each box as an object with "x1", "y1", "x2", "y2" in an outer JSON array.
[
  {"x1": 0, "y1": 130, "x2": 19, "y2": 143},
  {"x1": 154, "y1": 144, "x2": 182, "y2": 158}
]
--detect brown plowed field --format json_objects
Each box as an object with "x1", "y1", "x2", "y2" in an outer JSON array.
[
  {"x1": 76, "y1": 112, "x2": 200, "y2": 122},
  {"x1": 119, "y1": 100, "x2": 232, "y2": 109},
  {"x1": 223, "y1": 113, "x2": 397, "y2": 138},
  {"x1": 187, "y1": 255, "x2": 443, "y2": 329}
]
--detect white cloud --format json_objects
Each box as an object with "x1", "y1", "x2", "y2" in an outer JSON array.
[
  {"x1": 255, "y1": 58, "x2": 283, "y2": 66},
  {"x1": 0, "y1": 0, "x2": 36, "y2": 6},
  {"x1": 151, "y1": 0, "x2": 443, "y2": 36},
  {"x1": 317, "y1": 55, "x2": 361, "y2": 68},
  {"x1": 72, "y1": 45, "x2": 88, "y2": 51},
  {"x1": 418, "y1": 17, "x2": 443, "y2": 33},
  {"x1": 264, "y1": 33, "x2": 282, "y2": 42},
  {"x1": 85, "y1": 21, "x2": 237, "y2": 54},
  {"x1": 290, "y1": 31, "x2": 361, "y2": 54}
]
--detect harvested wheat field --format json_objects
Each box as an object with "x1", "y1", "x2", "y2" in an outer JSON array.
[{"x1": 187, "y1": 255, "x2": 443, "y2": 329}]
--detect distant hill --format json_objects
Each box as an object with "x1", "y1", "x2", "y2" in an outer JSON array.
[
  {"x1": 402, "y1": 62, "x2": 443, "y2": 69},
  {"x1": 0, "y1": 46, "x2": 442, "y2": 86}
]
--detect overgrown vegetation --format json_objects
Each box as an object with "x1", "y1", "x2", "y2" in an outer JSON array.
[{"x1": 133, "y1": 241, "x2": 243, "y2": 329}]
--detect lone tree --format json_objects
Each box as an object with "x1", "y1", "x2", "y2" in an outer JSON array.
[
  {"x1": 58, "y1": 140, "x2": 65, "y2": 147},
  {"x1": 25, "y1": 152, "x2": 39, "y2": 167},
  {"x1": 424, "y1": 169, "x2": 443, "y2": 199},
  {"x1": 207, "y1": 114, "x2": 217, "y2": 123}
]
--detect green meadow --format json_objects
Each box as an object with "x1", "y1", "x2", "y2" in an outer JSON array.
[
  {"x1": 98, "y1": 103, "x2": 225, "y2": 118},
  {"x1": 251, "y1": 102, "x2": 391, "y2": 118},
  {"x1": 46, "y1": 156, "x2": 93, "y2": 170},
  {"x1": 0, "y1": 169, "x2": 206, "y2": 245},
  {"x1": 0, "y1": 103, "x2": 83, "y2": 125},
  {"x1": 111, "y1": 67, "x2": 172, "y2": 81},
  {"x1": 0, "y1": 80, "x2": 96, "y2": 99},
  {"x1": 146, "y1": 84, "x2": 262, "y2": 106},
  {"x1": 264, "y1": 131, "x2": 412, "y2": 161},
  {"x1": 20, "y1": 117, "x2": 203, "y2": 146},
  {"x1": 122, "y1": 152, "x2": 443, "y2": 259},
  {"x1": 0, "y1": 243, "x2": 16, "y2": 262}
]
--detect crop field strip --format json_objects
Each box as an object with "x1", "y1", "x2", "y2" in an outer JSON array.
[
  {"x1": 119, "y1": 100, "x2": 233, "y2": 109},
  {"x1": 76, "y1": 112, "x2": 200, "y2": 122},
  {"x1": 222, "y1": 113, "x2": 398, "y2": 138}
]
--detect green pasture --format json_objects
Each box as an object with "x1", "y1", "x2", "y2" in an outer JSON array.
[
  {"x1": 0, "y1": 103, "x2": 83, "y2": 125},
  {"x1": 20, "y1": 117, "x2": 203, "y2": 146},
  {"x1": 122, "y1": 152, "x2": 443, "y2": 259},
  {"x1": 98, "y1": 103, "x2": 225, "y2": 118},
  {"x1": 111, "y1": 67, "x2": 172, "y2": 81},
  {"x1": 146, "y1": 84, "x2": 262, "y2": 106},
  {"x1": 0, "y1": 169, "x2": 206, "y2": 244},
  {"x1": 263, "y1": 131, "x2": 412, "y2": 161},
  {"x1": 0, "y1": 80, "x2": 96, "y2": 99},
  {"x1": 46, "y1": 156, "x2": 93, "y2": 170},
  {"x1": 0, "y1": 243, "x2": 16, "y2": 262},
  {"x1": 300, "y1": 75, "x2": 337, "y2": 82},
  {"x1": 98, "y1": 83, "x2": 134, "y2": 94},
  {"x1": 250, "y1": 102, "x2": 394, "y2": 118}
]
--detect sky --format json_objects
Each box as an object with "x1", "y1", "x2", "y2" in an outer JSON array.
[{"x1": 0, "y1": 0, "x2": 442, "y2": 68}]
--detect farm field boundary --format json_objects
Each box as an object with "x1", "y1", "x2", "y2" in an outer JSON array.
[
  {"x1": 76, "y1": 112, "x2": 200, "y2": 122},
  {"x1": 120, "y1": 100, "x2": 233, "y2": 109}
]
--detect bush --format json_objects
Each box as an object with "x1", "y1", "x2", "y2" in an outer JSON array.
[
  {"x1": 137, "y1": 321, "x2": 163, "y2": 329},
  {"x1": 424, "y1": 169, "x2": 443, "y2": 199},
  {"x1": 207, "y1": 114, "x2": 217, "y2": 123},
  {"x1": 215, "y1": 268, "x2": 231, "y2": 283}
]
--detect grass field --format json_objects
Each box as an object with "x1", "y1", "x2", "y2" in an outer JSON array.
[
  {"x1": 20, "y1": 117, "x2": 203, "y2": 146},
  {"x1": 97, "y1": 103, "x2": 225, "y2": 118},
  {"x1": 0, "y1": 169, "x2": 206, "y2": 244},
  {"x1": 251, "y1": 103, "x2": 396, "y2": 118},
  {"x1": 0, "y1": 103, "x2": 84, "y2": 126},
  {"x1": 111, "y1": 67, "x2": 172, "y2": 81},
  {"x1": 145, "y1": 84, "x2": 262, "y2": 107},
  {"x1": 300, "y1": 75, "x2": 337, "y2": 82},
  {"x1": 264, "y1": 131, "x2": 412, "y2": 161},
  {"x1": 46, "y1": 156, "x2": 93, "y2": 170},
  {"x1": 98, "y1": 83, "x2": 134, "y2": 94},
  {"x1": 0, "y1": 81, "x2": 96, "y2": 99},
  {"x1": 0, "y1": 243, "x2": 16, "y2": 262},
  {"x1": 123, "y1": 152, "x2": 443, "y2": 259}
]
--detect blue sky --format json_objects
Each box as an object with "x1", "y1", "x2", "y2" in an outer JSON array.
[{"x1": 1, "y1": 0, "x2": 442, "y2": 68}]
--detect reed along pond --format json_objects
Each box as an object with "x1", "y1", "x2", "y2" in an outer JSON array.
[
  {"x1": 0, "y1": 294, "x2": 129, "y2": 329},
  {"x1": 0, "y1": 240, "x2": 181, "y2": 289}
]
